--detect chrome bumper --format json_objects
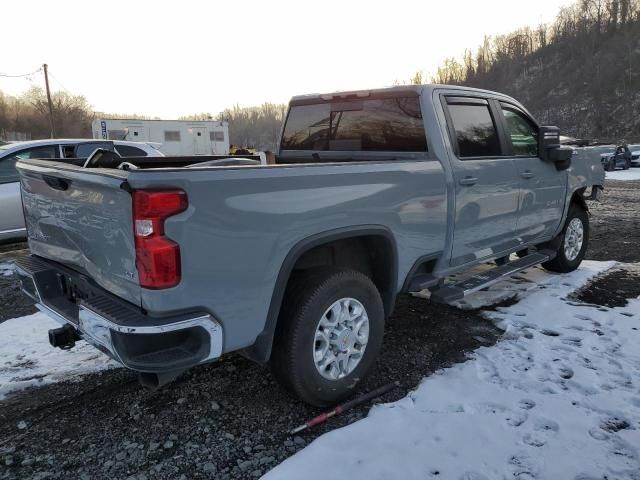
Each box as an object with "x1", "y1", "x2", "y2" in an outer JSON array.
[{"x1": 16, "y1": 256, "x2": 223, "y2": 373}]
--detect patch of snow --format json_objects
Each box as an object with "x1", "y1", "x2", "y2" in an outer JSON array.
[
  {"x1": 0, "y1": 312, "x2": 117, "y2": 400},
  {"x1": 606, "y1": 169, "x2": 640, "y2": 181},
  {"x1": 266, "y1": 261, "x2": 640, "y2": 480},
  {"x1": 0, "y1": 262, "x2": 15, "y2": 277}
]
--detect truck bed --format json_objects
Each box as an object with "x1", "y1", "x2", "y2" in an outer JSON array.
[{"x1": 17, "y1": 157, "x2": 448, "y2": 353}]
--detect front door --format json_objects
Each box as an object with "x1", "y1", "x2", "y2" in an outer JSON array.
[
  {"x1": 193, "y1": 127, "x2": 208, "y2": 155},
  {"x1": 498, "y1": 103, "x2": 567, "y2": 243},
  {"x1": 443, "y1": 96, "x2": 521, "y2": 267}
]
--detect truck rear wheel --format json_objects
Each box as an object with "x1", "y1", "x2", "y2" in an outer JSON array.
[
  {"x1": 542, "y1": 204, "x2": 589, "y2": 273},
  {"x1": 270, "y1": 268, "x2": 384, "y2": 407}
]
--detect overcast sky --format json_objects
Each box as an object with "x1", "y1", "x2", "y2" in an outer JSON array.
[{"x1": 2, "y1": 0, "x2": 574, "y2": 118}]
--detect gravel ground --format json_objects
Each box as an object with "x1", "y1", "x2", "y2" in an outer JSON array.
[
  {"x1": 0, "y1": 180, "x2": 638, "y2": 480},
  {"x1": 586, "y1": 179, "x2": 640, "y2": 263}
]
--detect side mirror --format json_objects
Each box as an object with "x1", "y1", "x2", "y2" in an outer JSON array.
[{"x1": 539, "y1": 125, "x2": 572, "y2": 170}]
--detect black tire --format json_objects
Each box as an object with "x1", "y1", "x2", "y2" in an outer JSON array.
[
  {"x1": 542, "y1": 204, "x2": 589, "y2": 273},
  {"x1": 270, "y1": 268, "x2": 385, "y2": 407}
]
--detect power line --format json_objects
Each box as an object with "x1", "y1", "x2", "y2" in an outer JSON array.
[
  {"x1": 47, "y1": 70, "x2": 72, "y2": 94},
  {"x1": 0, "y1": 67, "x2": 42, "y2": 78}
]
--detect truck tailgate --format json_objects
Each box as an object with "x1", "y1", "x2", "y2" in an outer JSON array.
[{"x1": 17, "y1": 160, "x2": 141, "y2": 306}]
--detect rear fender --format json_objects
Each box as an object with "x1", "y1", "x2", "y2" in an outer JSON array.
[{"x1": 244, "y1": 225, "x2": 398, "y2": 364}]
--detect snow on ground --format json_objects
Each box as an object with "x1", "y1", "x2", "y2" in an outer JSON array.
[
  {"x1": 0, "y1": 262, "x2": 15, "y2": 277},
  {"x1": 266, "y1": 261, "x2": 640, "y2": 480},
  {"x1": 606, "y1": 169, "x2": 640, "y2": 181},
  {"x1": 0, "y1": 312, "x2": 117, "y2": 400}
]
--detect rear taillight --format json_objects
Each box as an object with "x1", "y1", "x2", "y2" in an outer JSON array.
[{"x1": 132, "y1": 189, "x2": 188, "y2": 289}]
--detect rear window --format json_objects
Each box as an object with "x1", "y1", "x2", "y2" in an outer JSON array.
[{"x1": 281, "y1": 97, "x2": 426, "y2": 152}]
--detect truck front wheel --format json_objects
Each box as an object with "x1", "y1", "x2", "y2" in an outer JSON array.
[
  {"x1": 542, "y1": 204, "x2": 589, "y2": 273},
  {"x1": 270, "y1": 268, "x2": 385, "y2": 407}
]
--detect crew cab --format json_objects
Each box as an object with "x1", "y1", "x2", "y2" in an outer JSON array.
[{"x1": 14, "y1": 85, "x2": 604, "y2": 406}]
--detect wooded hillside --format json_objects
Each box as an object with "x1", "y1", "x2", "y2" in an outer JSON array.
[{"x1": 432, "y1": 0, "x2": 640, "y2": 141}]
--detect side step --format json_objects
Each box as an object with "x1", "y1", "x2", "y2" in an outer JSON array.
[{"x1": 430, "y1": 250, "x2": 555, "y2": 304}]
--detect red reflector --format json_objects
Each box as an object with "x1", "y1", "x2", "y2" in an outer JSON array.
[
  {"x1": 132, "y1": 190, "x2": 187, "y2": 289},
  {"x1": 135, "y1": 236, "x2": 181, "y2": 289}
]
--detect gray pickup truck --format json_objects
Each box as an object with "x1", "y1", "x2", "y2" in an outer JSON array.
[{"x1": 15, "y1": 85, "x2": 604, "y2": 406}]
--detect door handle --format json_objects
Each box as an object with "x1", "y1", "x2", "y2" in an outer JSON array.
[
  {"x1": 459, "y1": 176, "x2": 478, "y2": 186},
  {"x1": 521, "y1": 171, "x2": 535, "y2": 179},
  {"x1": 43, "y1": 176, "x2": 70, "y2": 191}
]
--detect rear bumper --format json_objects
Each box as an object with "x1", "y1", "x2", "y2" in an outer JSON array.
[{"x1": 15, "y1": 255, "x2": 223, "y2": 373}]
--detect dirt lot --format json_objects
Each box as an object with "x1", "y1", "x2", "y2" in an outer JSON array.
[
  {"x1": 0, "y1": 180, "x2": 638, "y2": 480},
  {"x1": 586, "y1": 179, "x2": 640, "y2": 263}
]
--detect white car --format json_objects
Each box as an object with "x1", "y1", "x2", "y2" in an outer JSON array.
[{"x1": 0, "y1": 139, "x2": 164, "y2": 242}]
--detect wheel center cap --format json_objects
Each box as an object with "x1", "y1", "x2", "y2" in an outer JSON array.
[{"x1": 336, "y1": 330, "x2": 354, "y2": 352}]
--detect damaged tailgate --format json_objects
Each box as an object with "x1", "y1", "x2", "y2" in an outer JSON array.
[{"x1": 16, "y1": 159, "x2": 141, "y2": 306}]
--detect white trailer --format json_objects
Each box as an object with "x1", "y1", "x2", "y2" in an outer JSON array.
[{"x1": 92, "y1": 119, "x2": 230, "y2": 156}]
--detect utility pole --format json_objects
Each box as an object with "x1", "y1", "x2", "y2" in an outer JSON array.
[{"x1": 43, "y1": 63, "x2": 55, "y2": 138}]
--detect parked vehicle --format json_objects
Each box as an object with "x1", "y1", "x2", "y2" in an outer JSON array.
[
  {"x1": 93, "y1": 119, "x2": 230, "y2": 156},
  {"x1": 0, "y1": 139, "x2": 163, "y2": 241},
  {"x1": 601, "y1": 144, "x2": 632, "y2": 171},
  {"x1": 629, "y1": 144, "x2": 640, "y2": 167},
  {"x1": 15, "y1": 85, "x2": 604, "y2": 406}
]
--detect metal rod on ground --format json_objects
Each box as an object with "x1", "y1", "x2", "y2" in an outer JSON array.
[{"x1": 290, "y1": 381, "x2": 399, "y2": 435}]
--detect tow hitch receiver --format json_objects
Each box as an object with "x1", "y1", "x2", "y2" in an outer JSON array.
[{"x1": 48, "y1": 324, "x2": 79, "y2": 350}]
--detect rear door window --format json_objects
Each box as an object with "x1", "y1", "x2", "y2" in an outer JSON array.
[
  {"x1": 281, "y1": 97, "x2": 426, "y2": 153},
  {"x1": 115, "y1": 145, "x2": 148, "y2": 157},
  {"x1": 446, "y1": 100, "x2": 501, "y2": 158}
]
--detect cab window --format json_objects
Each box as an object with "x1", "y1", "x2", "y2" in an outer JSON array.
[{"x1": 500, "y1": 105, "x2": 539, "y2": 156}]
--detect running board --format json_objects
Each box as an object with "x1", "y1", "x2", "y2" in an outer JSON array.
[{"x1": 430, "y1": 250, "x2": 555, "y2": 304}]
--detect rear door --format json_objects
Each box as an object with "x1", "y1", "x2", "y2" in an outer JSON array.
[
  {"x1": 498, "y1": 102, "x2": 566, "y2": 243},
  {"x1": 17, "y1": 161, "x2": 141, "y2": 305},
  {"x1": 442, "y1": 95, "x2": 521, "y2": 267}
]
